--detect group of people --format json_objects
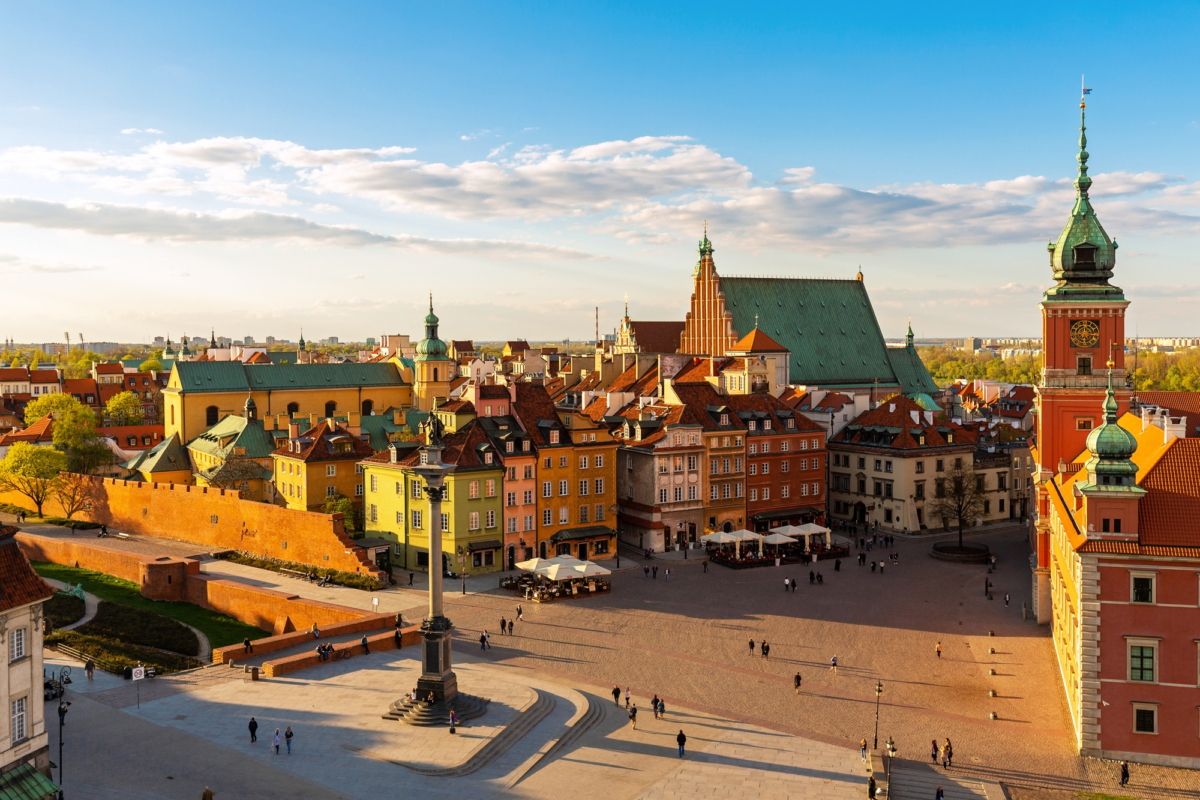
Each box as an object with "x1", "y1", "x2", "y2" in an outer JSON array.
[
  {"x1": 612, "y1": 686, "x2": 686, "y2": 756},
  {"x1": 642, "y1": 564, "x2": 670, "y2": 580},
  {"x1": 747, "y1": 639, "x2": 772, "y2": 659},
  {"x1": 314, "y1": 642, "x2": 336, "y2": 661},
  {"x1": 931, "y1": 737, "x2": 954, "y2": 768},
  {"x1": 247, "y1": 717, "x2": 294, "y2": 754}
]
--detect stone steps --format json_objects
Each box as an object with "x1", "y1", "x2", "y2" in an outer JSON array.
[
  {"x1": 381, "y1": 692, "x2": 490, "y2": 727},
  {"x1": 399, "y1": 688, "x2": 556, "y2": 778},
  {"x1": 506, "y1": 690, "x2": 607, "y2": 787},
  {"x1": 888, "y1": 765, "x2": 990, "y2": 799}
]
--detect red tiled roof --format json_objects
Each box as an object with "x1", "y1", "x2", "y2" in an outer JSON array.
[
  {"x1": 0, "y1": 368, "x2": 28, "y2": 381},
  {"x1": 275, "y1": 419, "x2": 375, "y2": 462},
  {"x1": 381, "y1": 418, "x2": 498, "y2": 471},
  {"x1": 1138, "y1": 438, "x2": 1200, "y2": 548},
  {"x1": 63, "y1": 378, "x2": 100, "y2": 397},
  {"x1": 1077, "y1": 540, "x2": 1200, "y2": 558},
  {"x1": 583, "y1": 396, "x2": 609, "y2": 422},
  {"x1": 0, "y1": 528, "x2": 55, "y2": 612},
  {"x1": 608, "y1": 363, "x2": 639, "y2": 393},
  {"x1": 730, "y1": 327, "x2": 788, "y2": 353},
  {"x1": 723, "y1": 393, "x2": 826, "y2": 433},
  {"x1": 832, "y1": 394, "x2": 974, "y2": 451},
  {"x1": 244, "y1": 351, "x2": 272, "y2": 364},
  {"x1": 628, "y1": 321, "x2": 684, "y2": 354},
  {"x1": 94, "y1": 363, "x2": 124, "y2": 374},
  {"x1": 505, "y1": 340, "x2": 530, "y2": 352},
  {"x1": 512, "y1": 382, "x2": 566, "y2": 447},
  {"x1": 30, "y1": 369, "x2": 60, "y2": 382},
  {"x1": 1137, "y1": 391, "x2": 1200, "y2": 436},
  {"x1": 672, "y1": 357, "x2": 723, "y2": 384},
  {"x1": 478, "y1": 385, "x2": 509, "y2": 399},
  {"x1": 437, "y1": 400, "x2": 475, "y2": 413},
  {"x1": 0, "y1": 415, "x2": 54, "y2": 446}
]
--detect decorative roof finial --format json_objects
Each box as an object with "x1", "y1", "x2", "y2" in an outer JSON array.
[
  {"x1": 428, "y1": 292, "x2": 433, "y2": 314},
  {"x1": 906, "y1": 318, "x2": 914, "y2": 348},
  {"x1": 623, "y1": 291, "x2": 629, "y2": 318},
  {"x1": 1076, "y1": 76, "x2": 1093, "y2": 197},
  {"x1": 754, "y1": 313, "x2": 759, "y2": 329}
]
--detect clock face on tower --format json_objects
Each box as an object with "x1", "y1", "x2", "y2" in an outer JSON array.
[{"x1": 1070, "y1": 319, "x2": 1100, "y2": 348}]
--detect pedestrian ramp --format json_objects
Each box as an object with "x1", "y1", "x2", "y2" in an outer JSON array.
[{"x1": 888, "y1": 764, "x2": 999, "y2": 799}]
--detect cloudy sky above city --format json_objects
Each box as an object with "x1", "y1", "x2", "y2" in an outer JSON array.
[{"x1": 2, "y1": 2, "x2": 1200, "y2": 343}]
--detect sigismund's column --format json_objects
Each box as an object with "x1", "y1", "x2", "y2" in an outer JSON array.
[{"x1": 411, "y1": 430, "x2": 458, "y2": 704}]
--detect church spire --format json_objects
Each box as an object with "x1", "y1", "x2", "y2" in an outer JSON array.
[
  {"x1": 694, "y1": 223, "x2": 715, "y2": 276},
  {"x1": 1082, "y1": 360, "x2": 1140, "y2": 489},
  {"x1": 905, "y1": 318, "x2": 914, "y2": 348}
]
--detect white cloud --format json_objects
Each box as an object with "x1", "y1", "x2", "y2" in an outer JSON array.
[
  {"x1": 311, "y1": 203, "x2": 342, "y2": 213},
  {"x1": 121, "y1": 128, "x2": 164, "y2": 134},
  {"x1": 0, "y1": 197, "x2": 596, "y2": 259},
  {"x1": 0, "y1": 252, "x2": 102, "y2": 274}
]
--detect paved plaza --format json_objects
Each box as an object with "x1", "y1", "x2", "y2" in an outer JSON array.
[{"x1": 32, "y1": 522, "x2": 1200, "y2": 798}]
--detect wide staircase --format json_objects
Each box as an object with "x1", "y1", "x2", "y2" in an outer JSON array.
[
  {"x1": 382, "y1": 691, "x2": 490, "y2": 726},
  {"x1": 888, "y1": 763, "x2": 991, "y2": 799}
]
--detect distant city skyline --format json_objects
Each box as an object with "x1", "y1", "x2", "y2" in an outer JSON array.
[{"x1": 3, "y1": 3, "x2": 1200, "y2": 341}]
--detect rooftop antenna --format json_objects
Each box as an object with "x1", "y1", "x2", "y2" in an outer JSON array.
[{"x1": 595, "y1": 306, "x2": 599, "y2": 347}]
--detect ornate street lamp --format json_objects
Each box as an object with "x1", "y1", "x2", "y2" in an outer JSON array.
[{"x1": 873, "y1": 681, "x2": 883, "y2": 750}]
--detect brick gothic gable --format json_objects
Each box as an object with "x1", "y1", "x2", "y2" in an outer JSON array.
[{"x1": 680, "y1": 234, "x2": 738, "y2": 356}]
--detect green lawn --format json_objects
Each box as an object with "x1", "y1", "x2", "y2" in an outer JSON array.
[{"x1": 32, "y1": 561, "x2": 268, "y2": 648}]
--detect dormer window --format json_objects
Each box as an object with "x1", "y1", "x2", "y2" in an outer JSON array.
[
  {"x1": 748, "y1": 421, "x2": 757, "y2": 431},
  {"x1": 1073, "y1": 243, "x2": 1097, "y2": 268},
  {"x1": 484, "y1": 452, "x2": 494, "y2": 464},
  {"x1": 787, "y1": 418, "x2": 794, "y2": 428},
  {"x1": 550, "y1": 430, "x2": 560, "y2": 444},
  {"x1": 720, "y1": 414, "x2": 729, "y2": 426},
  {"x1": 522, "y1": 440, "x2": 530, "y2": 452},
  {"x1": 506, "y1": 441, "x2": 514, "y2": 453},
  {"x1": 764, "y1": 420, "x2": 772, "y2": 431}
]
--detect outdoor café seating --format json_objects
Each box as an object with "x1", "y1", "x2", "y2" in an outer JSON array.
[{"x1": 499, "y1": 556, "x2": 612, "y2": 601}]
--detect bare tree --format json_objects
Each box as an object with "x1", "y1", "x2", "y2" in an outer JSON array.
[
  {"x1": 53, "y1": 472, "x2": 102, "y2": 519},
  {"x1": 927, "y1": 460, "x2": 987, "y2": 549},
  {"x1": 199, "y1": 458, "x2": 269, "y2": 494}
]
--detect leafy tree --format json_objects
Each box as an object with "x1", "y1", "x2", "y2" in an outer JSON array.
[
  {"x1": 926, "y1": 460, "x2": 987, "y2": 549},
  {"x1": 8, "y1": 358, "x2": 16, "y2": 369},
  {"x1": 323, "y1": 493, "x2": 357, "y2": 532},
  {"x1": 918, "y1": 346, "x2": 1042, "y2": 387},
  {"x1": 105, "y1": 391, "x2": 145, "y2": 426},
  {"x1": 0, "y1": 442, "x2": 67, "y2": 517},
  {"x1": 24, "y1": 392, "x2": 84, "y2": 425},
  {"x1": 139, "y1": 358, "x2": 164, "y2": 373},
  {"x1": 29, "y1": 354, "x2": 39, "y2": 370}
]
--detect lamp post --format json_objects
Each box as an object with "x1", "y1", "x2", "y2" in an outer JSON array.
[
  {"x1": 873, "y1": 681, "x2": 883, "y2": 750},
  {"x1": 885, "y1": 736, "x2": 896, "y2": 786}
]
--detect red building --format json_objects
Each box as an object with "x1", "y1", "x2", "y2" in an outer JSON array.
[{"x1": 1034, "y1": 98, "x2": 1200, "y2": 767}]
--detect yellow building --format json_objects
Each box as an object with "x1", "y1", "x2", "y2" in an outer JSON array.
[
  {"x1": 361, "y1": 419, "x2": 506, "y2": 574},
  {"x1": 121, "y1": 433, "x2": 193, "y2": 485},
  {"x1": 185, "y1": 397, "x2": 276, "y2": 502},
  {"x1": 163, "y1": 361, "x2": 412, "y2": 443},
  {"x1": 411, "y1": 298, "x2": 455, "y2": 412},
  {"x1": 272, "y1": 419, "x2": 376, "y2": 513}
]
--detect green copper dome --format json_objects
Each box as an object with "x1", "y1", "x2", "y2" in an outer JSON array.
[
  {"x1": 1045, "y1": 102, "x2": 1124, "y2": 302},
  {"x1": 1083, "y1": 366, "x2": 1138, "y2": 485},
  {"x1": 415, "y1": 295, "x2": 448, "y2": 362}
]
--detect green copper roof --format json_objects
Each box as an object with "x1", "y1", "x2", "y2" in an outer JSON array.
[
  {"x1": 415, "y1": 296, "x2": 448, "y2": 362},
  {"x1": 1083, "y1": 366, "x2": 1140, "y2": 487},
  {"x1": 186, "y1": 413, "x2": 277, "y2": 460},
  {"x1": 718, "y1": 276, "x2": 937, "y2": 391},
  {"x1": 1045, "y1": 102, "x2": 1124, "y2": 302},
  {"x1": 124, "y1": 433, "x2": 190, "y2": 473},
  {"x1": 0, "y1": 762, "x2": 59, "y2": 800},
  {"x1": 170, "y1": 361, "x2": 407, "y2": 393}
]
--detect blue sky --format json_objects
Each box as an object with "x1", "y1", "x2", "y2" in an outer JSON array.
[{"x1": 2, "y1": 2, "x2": 1199, "y2": 343}]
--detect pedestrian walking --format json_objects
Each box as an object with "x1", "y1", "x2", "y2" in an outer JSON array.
[
  {"x1": 408, "y1": 571, "x2": 414, "y2": 585},
  {"x1": 748, "y1": 638, "x2": 756, "y2": 657},
  {"x1": 85, "y1": 658, "x2": 95, "y2": 681},
  {"x1": 629, "y1": 704, "x2": 638, "y2": 730},
  {"x1": 945, "y1": 739, "x2": 953, "y2": 768},
  {"x1": 809, "y1": 570, "x2": 815, "y2": 584},
  {"x1": 652, "y1": 694, "x2": 660, "y2": 719},
  {"x1": 500, "y1": 616, "x2": 507, "y2": 634},
  {"x1": 703, "y1": 559, "x2": 708, "y2": 572},
  {"x1": 480, "y1": 632, "x2": 488, "y2": 650},
  {"x1": 816, "y1": 572, "x2": 823, "y2": 584},
  {"x1": 243, "y1": 636, "x2": 253, "y2": 654},
  {"x1": 879, "y1": 560, "x2": 885, "y2": 574},
  {"x1": 284, "y1": 726, "x2": 293, "y2": 754},
  {"x1": 677, "y1": 730, "x2": 687, "y2": 758},
  {"x1": 361, "y1": 634, "x2": 370, "y2": 654},
  {"x1": 516, "y1": 603, "x2": 524, "y2": 621},
  {"x1": 791, "y1": 577, "x2": 797, "y2": 592},
  {"x1": 272, "y1": 728, "x2": 281, "y2": 755},
  {"x1": 203, "y1": 788, "x2": 214, "y2": 800},
  {"x1": 936, "y1": 641, "x2": 942, "y2": 659},
  {"x1": 761, "y1": 641, "x2": 770, "y2": 659},
  {"x1": 1004, "y1": 592, "x2": 1010, "y2": 608},
  {"x1": 625, "y1": 687, "x2": 631, "y2": 708},
  {"x1": 652, "y1": 565, "x2": 658, "y2": 579},
  {"x1": 507, "y1": 619, "x2": 513, "y2": 635},
  {"x1": 784, "y1": 577, "x2": 790, "y2": 592},
  {"x1": 612, "y1": 685, "x2": 621, "y2": 705},
  {"x1": 930, "y1": 739, "x2": 938, "y2": 763},
  {"x1": 248, "y1": 717, "x2": 258, "y2": 743},
  {"x1": 870, "y1": 560, "x2": 876, "y2": 572},
  {"x1": 939, "y1": 740, "x2": 947, "y2": 768},
  {"x1": 1119, "y1": 760, "x2": 1129, "y2": 787},
  {"x1": 794, "y1": 672, "x2": 802, "y2": 694},
  {"x1": 860, "y1": 738, "x2": 867, "y2": 761},
  {"x1": 829, "y1": 655, "x2": 838, "y2": 673},
  {"x1": 658, "y1": 698, "x2": 666, "y2": 719},
  {"x1": 644, "y1": 565, "x2": 650, "y2": 579},
  {"x1": 936, "y1": 788, "x2": 945, "y2": 800},
  {"x1": 664, "y1": 567, "x2": 670, "y2": 581}
]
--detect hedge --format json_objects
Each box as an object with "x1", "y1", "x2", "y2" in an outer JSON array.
[
  {"x1": 46, "y1": 630, "x2": 202, "y2": 674},
  {"x1": 76, "y1": 601, "x2": 199, "y2": 657},
  {"x1": 44, "y1": 594, "x2": 86, "y2": 629}
]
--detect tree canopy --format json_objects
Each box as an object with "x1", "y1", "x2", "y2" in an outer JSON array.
[
  {"x1": 0, "y1": 442, "x2": 68, "y2": 516},
  {"x1": 918, "y1": 347, "x2": 1041, "y2": 387},
  {"x1": 105, "y1": 391, "x2": 145, "y2": 426},
  {"x1": 926, "y1": 460, "x2": 987, "y2": 548},
  {"x1": 138, "y1": 358, "x2": 164, "y2": 373}
]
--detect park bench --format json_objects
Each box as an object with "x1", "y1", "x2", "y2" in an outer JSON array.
[{"x1": 279, "y1": 568, "x2": 312, "y2": 581}]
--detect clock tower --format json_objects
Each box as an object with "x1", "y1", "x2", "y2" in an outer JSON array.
[{"x1": 1032, "y1": 97, "x2": 1130, "y2": 622}]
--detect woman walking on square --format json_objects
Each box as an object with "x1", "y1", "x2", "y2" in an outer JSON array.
[
  {"x1": 272, "y1": 728, "x2": 281, "y2": 755},
  {"x1": 284, "y1": 726, "x2": 293, "y2": 754}
]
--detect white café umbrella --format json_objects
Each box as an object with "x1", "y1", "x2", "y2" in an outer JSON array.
[
  {"x1": 536, "y1": 563, "x2": 578, "y2": 582},
  {"x1": 795, "y1": 522, "x2": 831, "y2": 547},
  {"x1": 701, "y1": 531, "x2": 742, "y2": 544},
  {"x1": 773, "y1": 524, "x2": 806, "y2": 538},
  {"x1": 730, "y1": 529, "x2": 762, "y2": 558},
  {"x1": 574, "y1": 562, "x2": 611, "y2": 577},
  {"x1": 546, "y1": 555, "x2": 586, "y2": 569},
  {"x1": 761, "y1": 532, "x2": 794, "y2": 558},
  {"x1": 516, "y1": 557, "x2": 555, "y2": 572}
]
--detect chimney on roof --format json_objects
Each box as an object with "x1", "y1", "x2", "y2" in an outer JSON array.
[
  {"x1": 347, "y1": 411, "x2": 361, "y2": 436},
  {"x1": 309, "y1": 412, "x2": 318, "y2": 429},
  {"x1": 289, "y1": 422, "x2": 300, "y2": 439}
]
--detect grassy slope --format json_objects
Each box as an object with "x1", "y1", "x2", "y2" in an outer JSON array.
[{"x1": 32, "y1": 561, "x2": 268, "y2": 647}]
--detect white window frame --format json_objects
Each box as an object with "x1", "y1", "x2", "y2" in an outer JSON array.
[
  {"x1": 1130, "y1": 571, "x2": 1157, "y2": 604},
  {"x1": 326, "y1": 464, "x2": 337, "y2": 477},
  {"x1": 9, "y1": 627, "x2": 26, "y2": 662},
  {"x1": 469, "y1": 511, "x2": 480, "y2": 531},
  {"x1": 1132, "y1": 702, "x2": 1159, "y2": 735},
  {"x1": 1127, "y1": 638, "x2": 1159, "y2": 683},
  {"x1": 11, "y1": 696, "x2": 27, "y2": 743}
]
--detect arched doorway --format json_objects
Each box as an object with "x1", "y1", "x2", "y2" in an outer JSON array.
[
  {"x1": 361, "y1": 399, "x2": 374, "y2": 416},
  {"x1": 507, "y1": 545, "x2": 516, "y2": 570},
  {"x1": 324, "y1": 400, "x2": 337, "y2": 418},
  {"x1": 286, "y1": 402, "x2": 300, "y2": 415},
  {"x1": 722, "y1": 520, "x2": 733, "y2": 533},
  {"x1": 853, "y1": 502, "x2": 868, "y2": 525},
  {"x1": 539, "y1": 541, "x2": 548, "y2": 559},
  {"x1": 205, "y1": 405, "x2": 219, "y2": 426}
]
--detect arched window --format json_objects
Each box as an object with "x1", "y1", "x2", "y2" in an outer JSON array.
[
  {"x1": 433, "y1": 368, "x2": 439, "y2": 382},
  {"x1": 206, "y1": 405, "x2": 219, "y2": 426},
  {"x1": 170, "y1": 407, "x2": 175, "y2": 425},
  {"x1": 361, "y1": 399, "x2": 374, "y2": 416},
  {"x1": 286, "y1": 402, "x2": 300, "y2": 415},
  {"x1": 324, "y1": 401, "x2": 337, "y2": 418}
]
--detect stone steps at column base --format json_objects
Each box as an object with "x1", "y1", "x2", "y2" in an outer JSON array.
[{"x1": 381, "y1": 693, "x2": 490, "y2": 726}]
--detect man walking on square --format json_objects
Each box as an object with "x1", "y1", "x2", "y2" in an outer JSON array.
[
  {"x1": 677, "y1": 730, "x2": 687, "y2": 757},
  {"x1": 761, "y1": 641, "x2": 770, "y2": 660},
  {"x1": 248, "y1": 717, "x2": 258, "y2": 743},
  {"x1": 500, "y1": 616, "x2": 506, "y2": 634},
  {"x1": 625, "y1": 687, "x2": 631, "y2": 708},
  {"x1": 652, "y1": 565, "x2": 658, "y2": 579},
  {"x1": 644, "y1": 565, "x2": 650, "y2": 579},
  {"x1": 516, "y1": 603, "x2": 524, "y2": 621},
  {"x1": 612, "y1": 685, "x2": 621, "y2": 705},
  {"x1": 794, "y1": 672, "x2": 802, "y2": 694},
  {"x1": 629, "y1": 703, "x2": 638, "y2": 730},
  {"x1": 936, "y1": 641, "x2": 942, "y2": 659},
  {"x1": 748, "y1": 638, "x2": 756, "y2": 657}
]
